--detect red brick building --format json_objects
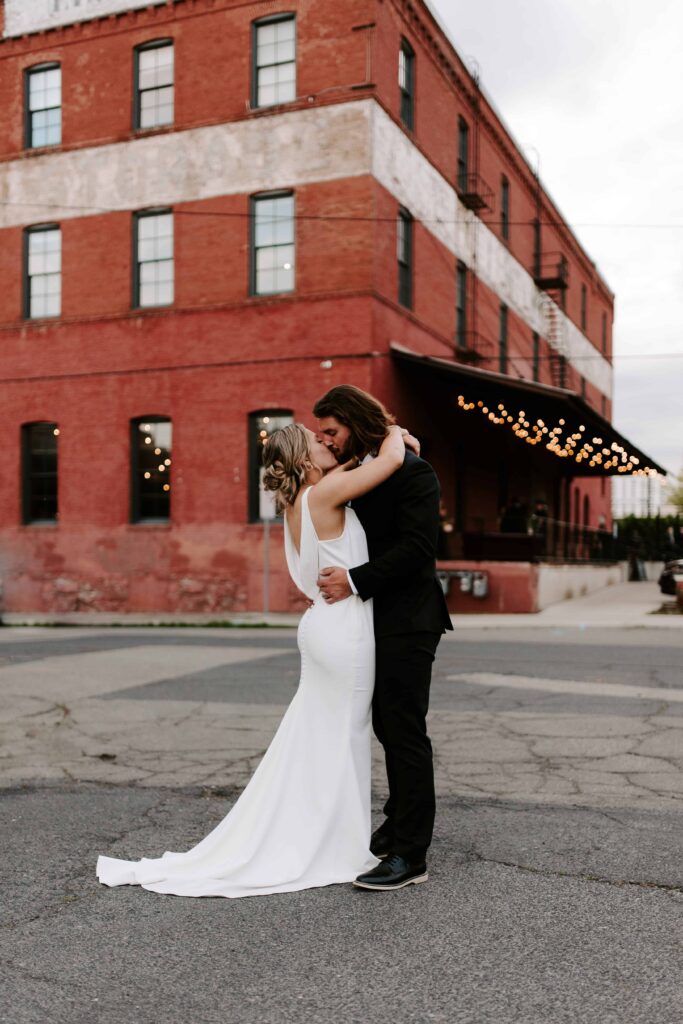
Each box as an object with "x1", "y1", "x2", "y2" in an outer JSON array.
[{"x1": 0, "y1": 0, "x2": 662, "y2": 617}]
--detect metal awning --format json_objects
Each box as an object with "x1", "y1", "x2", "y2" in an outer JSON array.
[{"x1": 391, "y1": 343, "x2": 667, "y2": 477}]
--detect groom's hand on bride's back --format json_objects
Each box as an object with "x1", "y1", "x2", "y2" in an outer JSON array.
[{"x1": 318, "y1": 566, "x2": 352, "y2": 603}]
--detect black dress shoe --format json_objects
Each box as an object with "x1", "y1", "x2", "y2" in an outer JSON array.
[
  {"x1": 353, "y1": 854, "x2": 428, "y2": 891},
  {"x1": 369, "y1": 831, "x2": 393, "y2": 859}
]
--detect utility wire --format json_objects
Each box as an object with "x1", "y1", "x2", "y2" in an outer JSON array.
[{"x1": 0, "y1": 198, "x2": 681, "y2": 230}]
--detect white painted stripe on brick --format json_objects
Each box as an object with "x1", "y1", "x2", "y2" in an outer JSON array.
[
  {"x1": 371, "y1": 103, "x2": 612, "y2": 397},
  {"x1": 448, "y1": 672, "x2": 683, "y2": 703},
  {"x1": 0, "y1": 96, "x2": 610, "y2": 394},
  {"x1": 0, "y1": 102, "x2": 370, "y2": 230}
]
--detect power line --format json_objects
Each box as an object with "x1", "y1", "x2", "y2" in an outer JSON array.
[{"x1": 0, "y1": 198, "x2": 681, "y2": 230}]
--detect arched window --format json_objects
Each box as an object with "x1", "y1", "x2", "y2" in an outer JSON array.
[
  {"x1": 131, "y1": 416, "x2": 172, "y2": 522},
  {"x1": 249, "y1": 410, "x2": 293, "y2": 521},
  {"x1": 22, "y1": 422, "x2": 59, "y2": 523}
]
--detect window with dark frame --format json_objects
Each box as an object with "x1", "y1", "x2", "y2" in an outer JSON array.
[
  {"x1": 25, "y1": 63, "x2": 61, "y2": 149},
  {"x1": 22, "y1": 422, "x2": 59, "y2": 524},
  {"x1": 130, "y1": 417, "x2": 172, "y2": 523},
  {"x1": 532, "y1": 331, "x2": 540, "y2": 382},
  {"x1": 24, "y1": 225, "x2": 61, "y2": 319},
  {"x1": 457, "y1": 117, "x2": 469, "y2": 192},
  {"x1": 134, "y1": 40, "x2": 174, "y2": 130},
  {"x1": 580, "y1": 375, "x2": 586, "y2": 400},
  {"x1": 397, "y1": 207, "x2": 413, "y2": 309},
  {"x1": 134, "y1": 210, "x2": 174, "y2": 308},
  {"x1": 456, "y1": 261, "x2": 467, "y2": 348},
  {"x1": 398, "y1": 37, "x2": 415, "y2": 130},
  {"x1": 601, "y1": 394, "x2": 607, "y2": 418},
  {"x1": 251, "y1": 192, "x2": 295, "y2": 296},
  {"x1": 499, "y1": 304, "x2": 508, "y2": 373},
  {"x1": 501, "y1": 175, "x2": 510, "y2": 241},
  {"x1": 249, "y1": 411, "x2": 293, "y2": 522},
  {"x1": 581, "y1": 283, "x2": 587, "y2": 330},
  {"x1": 253, "y1": 14, "x2": 296, "y2": 108},
  {"x1": 602, "y1": 311, "x2": 608, "y2": 353}
]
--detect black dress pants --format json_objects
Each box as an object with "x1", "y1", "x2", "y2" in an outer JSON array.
[{"x1": 371, "y1": 631, "x2": 441, "y2": 863}]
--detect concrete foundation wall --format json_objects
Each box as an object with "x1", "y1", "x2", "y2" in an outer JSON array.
[{"x1": 537, "y1": 562, "x2": 627, "y2": 610}]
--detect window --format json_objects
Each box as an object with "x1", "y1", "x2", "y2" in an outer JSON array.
[
  {"x1": 251, "y1": 192, "x2": 295, "y2": 296},
  {"x1": 456, "y1": 262, "x2": 467, "y2": 348},
  {"x1": 602, "y1": 311, "x2": 608, "y2": 353},
  {"x1": 398, "y1": 38, "x2": 415, "y2": 130},
  {"x1": 131, "y1": 417, "x2": 172, "y2": 522},
  {"x1": 601, "y1": 394, "x2": 607, "y2": 418},
  {"x1": 25, "y1": 63, "x2": 61, "y2": 149},
  {"x1": 249, "y1": 411, "x2": 293, "y2": 521},
  {"x1": 532, "y1": 331, "x2": 540, "y2": 382},
  {"x1": 581, "y1": 283, "x2": 587, "y2": 330},
  {"x1": 532, "y1": 217, "x2": 541, "y2": 277},
  {"x1": 134, "y1": 210, "x2": 173, "y2": 308},
  {"x1": 24, "y1": 225, "x2": 61, "y2": 319},
  {"x1": 457, "y1": 118, "x2": 469, "y2": 192},
  {"x1": 253, "y1": 14, "x2": 296, "y2": 108},
  {"x1": 580, "y1": 375, "x2": 586, "y2": 400},
  {"x1": 22, "y1": 422, "x2": 59, "y2": 524},
  {"x1": 501, "y1": 175, "x2": 510, "y2": 241},
  {"x1": 499, "y1": 304, "x2": 508, "y2": 373},
  {"x1": 134, "y1": 40, "x2": 174, "y2": 130},
  {"x1": 397, "y1": 207, "x2": 413, "y2": 309}
]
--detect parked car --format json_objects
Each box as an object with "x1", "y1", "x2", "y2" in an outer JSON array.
[{"x1": 658, "y1": 559, "x2": 683, "y2": 595}]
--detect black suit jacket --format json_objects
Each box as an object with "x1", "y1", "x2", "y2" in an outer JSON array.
[{"x1": 349, "y1": 451, "x2": 453, "y2": 638}]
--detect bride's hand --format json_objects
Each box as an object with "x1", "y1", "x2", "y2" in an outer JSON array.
[{"x1": 401, "y1": 430, "x2": 420, "y2": 456}]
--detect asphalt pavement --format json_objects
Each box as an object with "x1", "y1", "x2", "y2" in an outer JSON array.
[{"x1": 1, "y1": 614, "x2": 682, "y2": 1024}]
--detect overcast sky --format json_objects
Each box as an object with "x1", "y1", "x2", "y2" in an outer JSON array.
[{"x1": 429, "y1": 0, "x2": 683, "y2": 477}]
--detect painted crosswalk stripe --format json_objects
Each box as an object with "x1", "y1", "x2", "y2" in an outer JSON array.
[{"x1": 447, "y1": 673, "x2": 683, "y2": 703}]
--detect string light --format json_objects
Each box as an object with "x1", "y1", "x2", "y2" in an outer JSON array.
[{"x1": 455, "y1": 392, "x2": 658, "y2": 476}]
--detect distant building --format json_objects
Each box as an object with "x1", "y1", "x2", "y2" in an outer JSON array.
[
  {"x1": 612, "y1": 475, "x2": 665, "y2": 518},
  {"x1": 0, "y1": 0, "x2": 663, "y2": 616}
]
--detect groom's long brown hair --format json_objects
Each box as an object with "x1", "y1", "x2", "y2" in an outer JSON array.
[{"x1": 313, "y1": 384, "x2": 395, "y2": 460}]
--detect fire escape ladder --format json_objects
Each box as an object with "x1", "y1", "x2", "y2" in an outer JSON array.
[{"x1": 540, "y1": 292, "x2": 569, "y2": 389}]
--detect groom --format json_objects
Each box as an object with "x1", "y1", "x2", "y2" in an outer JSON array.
[{"x1": 314, "y1": 384, "x2": 452, "y2": 891}]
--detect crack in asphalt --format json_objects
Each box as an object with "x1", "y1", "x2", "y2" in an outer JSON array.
[{"x1": 468, "y1": 851, "x2": 683, "y2": 895}]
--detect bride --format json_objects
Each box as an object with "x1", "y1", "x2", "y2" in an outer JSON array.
[{"x1": 96, "y1": 422, "x2": 406, "y2": 897}]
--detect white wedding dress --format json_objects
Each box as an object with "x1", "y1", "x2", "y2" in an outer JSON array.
[{"x1": 96, "y1": 487, "x2": 379, "y2": 897}]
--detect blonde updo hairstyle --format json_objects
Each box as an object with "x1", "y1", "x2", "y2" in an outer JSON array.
[{"x1": 261, "y1": 422, "x2": 316, "y2": 513}]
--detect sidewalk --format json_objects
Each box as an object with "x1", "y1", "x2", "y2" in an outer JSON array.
[
  {"x1": 453, "y1": 580, "x2": 681, "y2": 630},
  {"x1": 1, "y1": 581, "x2": 679, "y2": 631}
]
